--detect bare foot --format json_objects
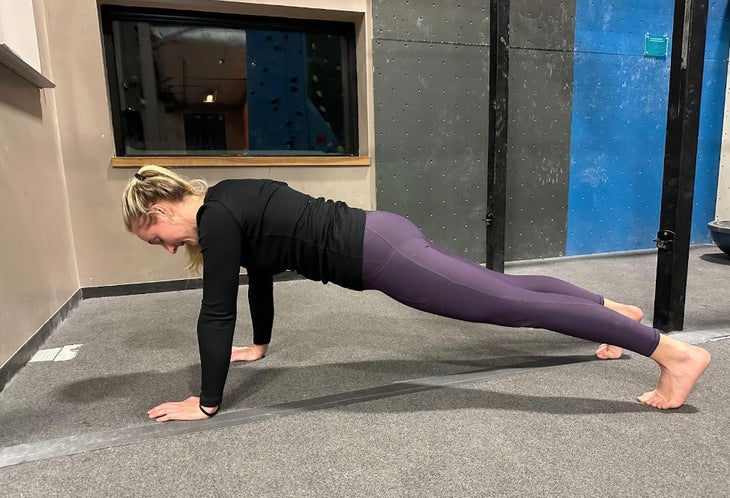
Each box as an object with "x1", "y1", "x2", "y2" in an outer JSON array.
[
  {"x1": 595, "y1": 299, "x2": 644, "y2": 359},
  {"x1": 604, "y1": 299, "x2": 644, "y2": 322},
  {"x1": 637, "y1": 335, "x2": 711, "y2": 409},
  {"x1": 595, "y1": 343, "x2": 624, "y2": 360},
  {"x1": 231, "y1": 344, "x2": 268, "y2": 362}
]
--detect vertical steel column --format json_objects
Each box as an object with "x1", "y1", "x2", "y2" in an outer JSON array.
[
  {"x1": 486, "y1": 0, "x2": 510, "y2": 272},
  {"x1": 653, "y1": 0, "x2": 709, "y2": 331}
]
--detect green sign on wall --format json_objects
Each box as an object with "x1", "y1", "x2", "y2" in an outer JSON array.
[{"x1": 644, "y1": 34, "x2": 669, "y2": 58}]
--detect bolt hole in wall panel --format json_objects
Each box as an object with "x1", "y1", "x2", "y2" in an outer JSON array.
[{"x1": 567, "y1": 0, "x2": 730, "y2": 255}]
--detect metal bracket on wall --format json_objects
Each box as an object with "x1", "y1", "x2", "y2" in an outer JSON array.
[
  {"x1": 654, "y1": 230, "x2": 675, "y2": 251},
  {"x1": 483, "y1": 213, "x2": 495, "y2": 227}
]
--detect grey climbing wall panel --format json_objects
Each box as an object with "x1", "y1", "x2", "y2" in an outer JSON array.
[
  {"x1": 510, "y1": 1, "x2": 576, "y2": 52},
  {"x1": 373, "y1": 1, "x2": 489, "y2": 262},
  {"x1": 506, "y1": 1, "x2": 575, "y2": 260},
  {"x1": 372, "y1": 0, "x2": 576, "y2": 262},
  {"x1": 505, "y1": 0, "x2": 576, "y2": 260},
  {"x1": 373, "y1": 0, "x2": 488, "y2": 45},
  {"x1": 506, "y1": 48, "x2": 574, "y2": 260},
  {"x1": 373, "y1": 39, "x2": 490, "y2": 261}
]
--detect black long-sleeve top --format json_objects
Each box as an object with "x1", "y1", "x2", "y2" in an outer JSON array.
[{"x1": 195, "y1": 179, "x2": 366, "y2": 406}]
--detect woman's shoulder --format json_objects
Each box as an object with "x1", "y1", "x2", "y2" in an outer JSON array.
[{"x1": 203, "y1": 179, "x2": 293, "y2": 221}]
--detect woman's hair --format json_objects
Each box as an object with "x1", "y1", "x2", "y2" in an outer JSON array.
[{"x1": 122, "y1": 164, "x2": 208, "y2": 272}]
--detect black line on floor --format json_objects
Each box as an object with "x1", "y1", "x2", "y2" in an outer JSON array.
[{"x1": 0, "y1": 355, "x2": 593, "y2": 468}]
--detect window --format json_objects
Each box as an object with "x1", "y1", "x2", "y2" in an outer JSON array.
[{"x1": 101, "y1": 6, "x2": 358, "y2": 157}]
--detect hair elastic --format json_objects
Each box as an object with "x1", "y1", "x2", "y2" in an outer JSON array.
[{"x1": 134, "y1": 173, "x2": 145, "y2": 180}]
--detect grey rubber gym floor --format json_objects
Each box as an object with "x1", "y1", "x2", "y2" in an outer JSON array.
[{"x1": 1, "y1": 245, "x2": 728, "y2": 497}]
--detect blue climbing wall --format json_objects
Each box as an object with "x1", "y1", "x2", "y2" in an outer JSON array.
[
  {"x1": 567, "y1": 0, "x2": 730, "y2": 255},
  {"x1": 246, "y1": 30, "x2": 341, "y2": 153}
]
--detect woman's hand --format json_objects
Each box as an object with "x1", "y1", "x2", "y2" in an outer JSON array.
[
  {"x1": 147, "y1": 396, "x2": 218, "y2": 422},
  {"x1": 231, "y1": 343, "x2": 268, "y2": 362}
]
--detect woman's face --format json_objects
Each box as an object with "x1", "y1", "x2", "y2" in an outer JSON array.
[{"x1": 132, "y1": 207, "x2": 198, "y2": 254}]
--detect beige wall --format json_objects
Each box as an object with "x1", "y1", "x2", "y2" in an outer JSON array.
[
  {"x1": 717, "y1": 57, "x2": 730, "y2": 220},
  {"x1": 0, "y1": 0, "x2": 78, "y2": 367},
  {"x1": 43, "y1": 0, "x2": 375, "y2": 286},
  {"x1": 0, "y1": 0, "x2": 42, "y2": 72}
]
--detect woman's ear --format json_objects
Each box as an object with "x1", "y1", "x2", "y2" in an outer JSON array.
[{"x1": 148, "y1": 203, "x2": 171, "y2": 218}]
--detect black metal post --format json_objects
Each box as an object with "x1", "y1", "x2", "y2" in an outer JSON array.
[
  {"x1": 653, "y1": 0, "x2": 709, "y2": 331},
  {"x1": 486, "y1": 0, "x2": 509, "y2": 272}
]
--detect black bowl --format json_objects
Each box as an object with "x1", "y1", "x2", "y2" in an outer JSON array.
[{"x1": 708, "y1": 220, "x2": 730, "y2": 256}]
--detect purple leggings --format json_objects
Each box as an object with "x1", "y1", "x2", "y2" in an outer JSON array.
[{"x1": 361, "y1": 211, "x2": 660, "y2": 357}]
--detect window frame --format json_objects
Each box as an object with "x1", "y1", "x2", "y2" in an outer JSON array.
[{"x1": 100, "y1": 4, "x2": 360, "y2": 159}]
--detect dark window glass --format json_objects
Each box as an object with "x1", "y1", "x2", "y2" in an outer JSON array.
[{"x1": 101, "y1": 7, "x2": 357, "y2": 156}]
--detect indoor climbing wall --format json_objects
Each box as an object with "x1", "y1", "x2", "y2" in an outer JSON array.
[
  {"x1": 504, "y1": 1, "x2": 576, "y2": 260},
  {"x1": 372, "y1": 0, "x2": 577, "y2": 261},
  {"x1": 372, "y1": 1, "x2": 729, "y2": 262},
  {"x1": 567, "y1": 0, "x2": 729, "y2": 255},
  {"x1": 246, "y1": 30, "x2": 341, "y2": 153},
  {"x1": 371, "y1": 1, "x2": 490, "y2": 262}
]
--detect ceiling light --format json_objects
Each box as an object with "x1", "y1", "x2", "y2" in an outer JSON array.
[{"x1": 203, "y1": 91, "x2": 217, "y2": 103}]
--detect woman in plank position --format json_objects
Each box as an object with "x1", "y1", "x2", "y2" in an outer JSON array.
[{"x1": 122, "y1": 165, "x2": 710, "y2": 421}]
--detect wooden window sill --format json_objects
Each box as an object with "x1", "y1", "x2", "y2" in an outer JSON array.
[{"x1": 111, "y1": 156, "x2": 371, "y2": 168}]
